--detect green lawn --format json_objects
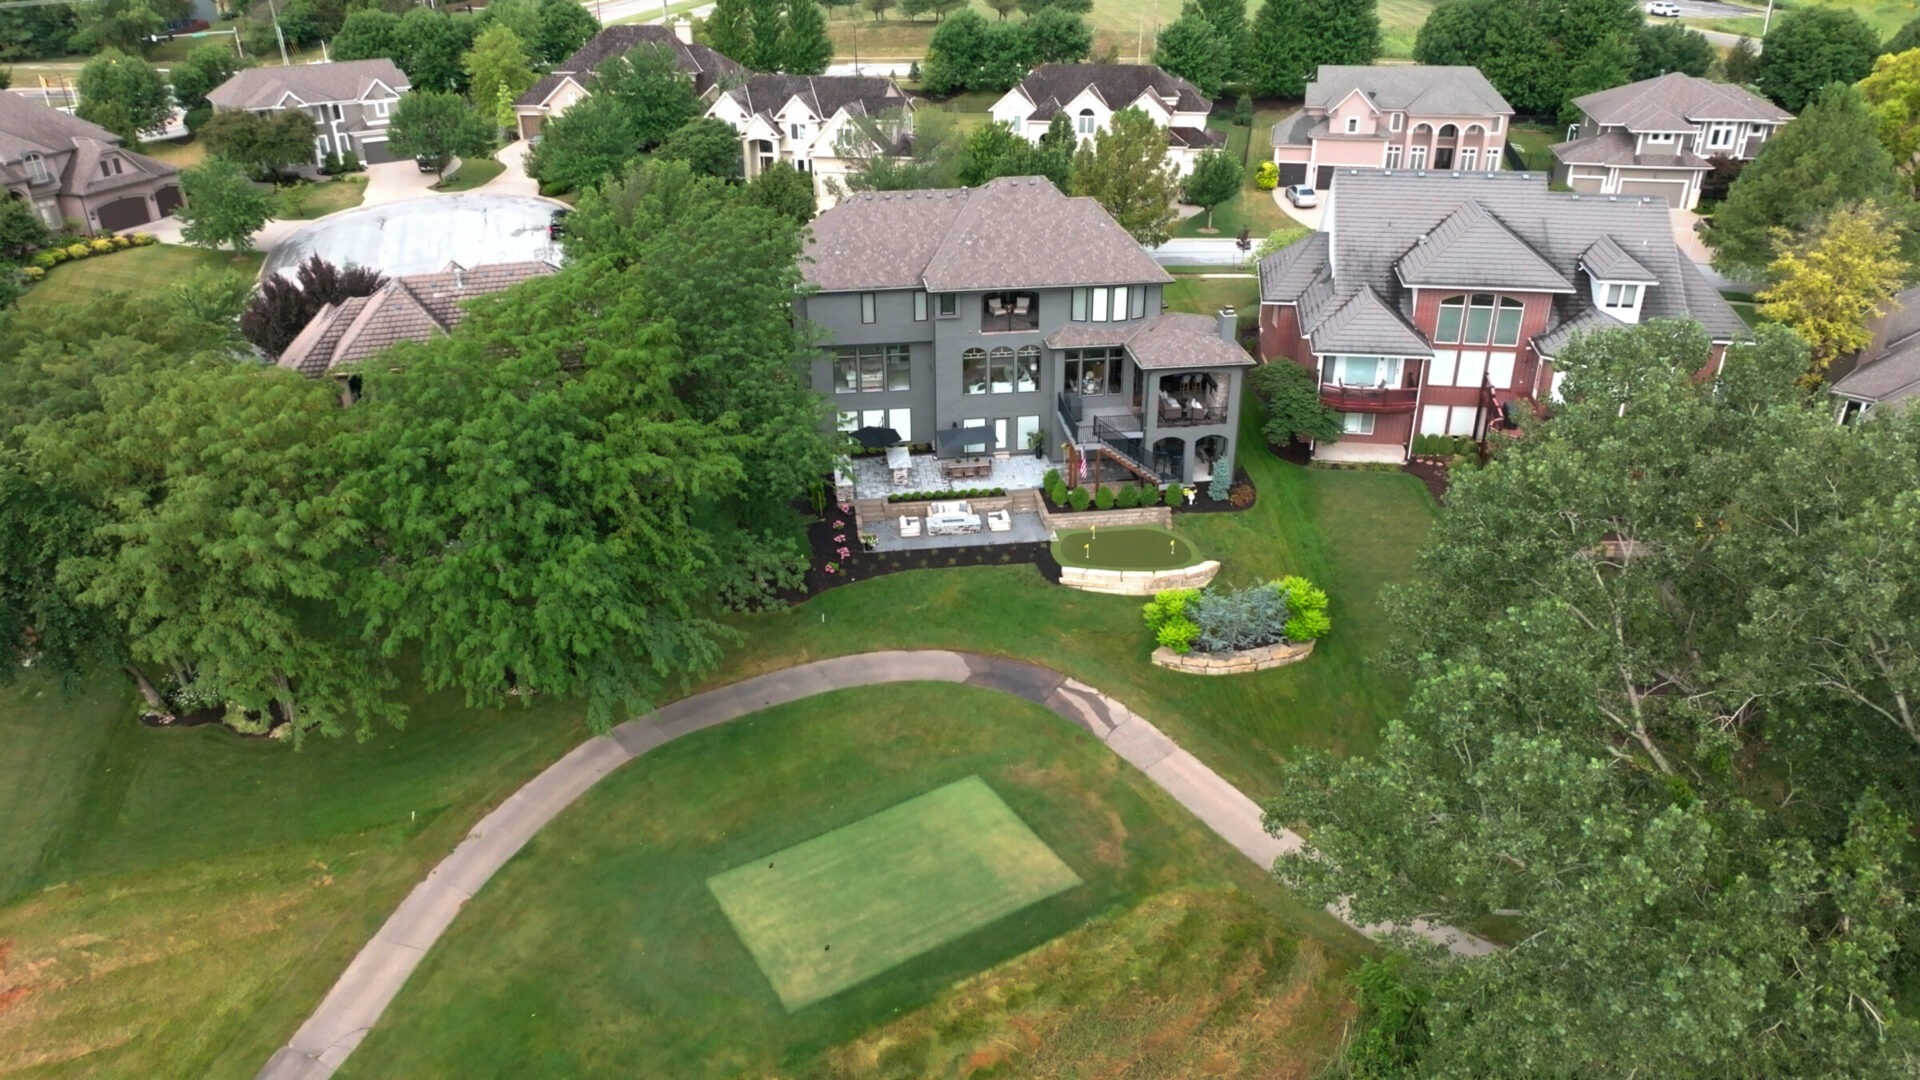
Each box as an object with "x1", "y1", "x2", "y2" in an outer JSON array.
[
  {"x1": 139, "y1": 136, "x2": 207, "y2": 170},
  {"x1": 338, "y1": 684, "x2": 1360, "y2": 1078},
  {"x1": 434, "y1": 158, "x2": 507, "y2": 192},
  {"x1": 708, "y1": 775, "x2": 1081, "y2": 1011},
  {"x1": 1053, "y1": 525, "x2": 1200, "y2": 569},
  {"x1": 1507, "y1": 122, "x2": 1563, "y2": 173},
  {"x1": 1173, "y1": 110, "x2": 1312, "y2": 243},
  {"x1": 274, "y1": 178, "x2": 367, "y2": 220},
  {"x1": 19, "y1": 244, "x2": 264, "y2": 308},
  {"x1": 1164, "y1": 270, "x2": 1261, "y2": 334}
]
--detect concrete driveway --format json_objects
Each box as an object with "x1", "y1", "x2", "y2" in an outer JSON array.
[
  {"x1": 262, "y1": 193, "x2": 563, "y2": 279},
  {"x1": 1274, "y1": 187, "x2": 1323, "y2": 231}
]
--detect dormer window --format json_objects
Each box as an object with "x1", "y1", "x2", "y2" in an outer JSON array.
[
  {"x1": 1346, "y1": 117, "x2": 1359, "y2": 133},
  {"x1": 1077, "y1": 108, "x2": 1096, "y2": 136},
  {"x1": 1603, "y1": 283, "x2": 1640, "y2": 309},
  {"x1": 23, "y1": 152, "x2": 48, "y2": 183}
]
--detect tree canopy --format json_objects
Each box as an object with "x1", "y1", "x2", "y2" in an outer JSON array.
[
  {"x1": 177, "y1": 159, "x2": 273, "y2": 252},
  {"x1": 1180, "y1": 147, "x2": 1241, "y2": 229},
  {"x1": 1154, "y1": 3, "x2": 1228, "y2": 100},
  {"x1": 527, "y1": 47, "x2": 702, "y2": 192},
  {"x1": 168, "y1": 43, "x2": 249, "y2": 120},
  {"x1": 387, "y1": 90, "x2": 494, "y2": 180},
  {"x1": 200, "y1": 108, "x2": 317, "y2": 180},
  {"x1": 239, "y1": 255, "x2": 388, "y2": 360},
  {"x1": 1247, "y1": 0, "x2": 1380, "y2": 99},
  {"x1": 1413, "y1": 0, "x2": 1636, "y2": 117},
  {"x1": 394, "y1": 7, "x2": 477, "y2": 93},
  {"x1": 657, "y1": 117, "x2": 744, "y2": 180},
  {"x1": 1757, "y1": 201, "x2": 1909, "y2": 380},
  {"x1": 1858, "y1": 47, "x2": 1920, "y2": 197},
  {"x1": 1629, "y1": 21, "x2": 1713, "y2": 81},
  {"x1": 1068, "y1": 107, "x2": 1180, "y2": 247},
  {"x1": 74, "y1": 49, "x2": 170, "y2": 142},
  {"x1": 1266, "y1": 319, "x2": 1920, "y2": 1078},
  {"x1": 1755, "y1": 5, "x2": 1882, "y2": 112},
  {"x1": 464, "y1": 25, "x2": 537, "y2": 133},
  {"x1": 331, "y1": 9, "x2": 402, "y2": 62}
]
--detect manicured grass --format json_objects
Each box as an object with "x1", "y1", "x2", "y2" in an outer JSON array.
[
  {"x1": 274, "y1": 178, "x2": 367, "y2": 220},
  {"x1": 19, "y1": 244, "x2": 264, "y2": 308},
  {"x1": 1053, "y1": 525, "x2": 1200, "y2": 570},
  {"x1": 139, "y1": 135, "x2": 207, "y2": 169},
  {"x1": 708, "y1": 775, "x2": 1081, "y2": 1011},
  {"x1": 1164, "y1": 270, "x2": 1261, "y2": 334},
  {"x1": 1173, "y1": 111, "x2": 1312, "y2": 243},
  {"x1": 1378, "y1": 0, "x2": 1436, "y2": 57},
  {"x1": 434, "y1": 158, "x2": 507, "y2": 192},
  {"x1": 339, "y1": 683, "x2": 1361, "y2": 1077},
  {"x1": 1507, "y1": 122, "x2": 1563, "y2": 173}
]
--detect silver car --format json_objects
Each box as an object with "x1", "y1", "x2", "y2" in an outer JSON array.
[{"x1": 1285, "y1": 184, "x2": 1318, "y2": 208}]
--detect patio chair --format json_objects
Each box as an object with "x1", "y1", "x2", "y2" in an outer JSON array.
[
  {"x1": 1012, "y1": 296, "x2": 1030, "y2": 316},
  {"x1": 898, "y1": 514, "x2": 922, "y2": 538},
  {"x1": 986, "y1": 509, "x2": 1012, "y2": 532}
]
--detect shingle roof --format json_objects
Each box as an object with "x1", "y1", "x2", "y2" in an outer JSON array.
[
  {"x1": 1045, "y1": 313, "x2": 1252, "y2": 369},
  {"x1": 515, "y1": 25, "x2": 741, "y2": 105},
  {"x1": 206, "y1": 59, "x2": 408, "y2": 110},
  {"x1": 1010, "y1": 63, "x2": 1210, "y2": 120},
  {"x1": 0, "y1": 90, "x2": 121, "y2": 159},
  {"x1": 802, "y1": 176, "x2": 1171, "y2": 293},
  {"x1": 1304, "y1": 65, "x2": 1513, "y2": 117},
  {"x1": 1551, "y1": 129, "x2": 1710, "y2": 170},
  {"x1": 1831, "y1": 286, "x2": 1920, "y2": 406},
  {"x1": 66, "y1": 138, "x2": 178, "y2": 195},
  {"x1": 1572, "y1": 71, "x2": 1792, "y2": 130},
  {"x1": 1167, "y1": 125, "x2": 1228, "y2": 149},
  {"x1": 1257, "y1": 231, "x2": 1329, "y2": 302},
  {"x1": 1272, "y1": 111, "x2": 1316, "y2": 148},
  {"x1": 1265, "y1": 170, "x2": 1746, "y2": 357},
  {"x1": 1303, "y1": 285, "x2": 1432, "y2": 357},
  {"x1": 1395, "y1": 200, "x2": 1571, "y2": 292},
  {"x1": 278, "y1": 260, "x2": 556, "y2": 376},
  {"x1": 1580, "y1": 234, "x2": 1655, "y2": 283},
  {"x1": 720, "y1": 74, "x2": 903, "y2": 123}
]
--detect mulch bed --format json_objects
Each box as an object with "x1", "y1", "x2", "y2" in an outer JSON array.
[
  {"x1": 778, "y1": 513, "x2": 1061, "y2": 603},
  {"x1": 1039, "y1": 467, "x2": 1259, "y2": 517},
  {"x1": 1402, "y1": 458, "x2": 1452, "y2": 503}
]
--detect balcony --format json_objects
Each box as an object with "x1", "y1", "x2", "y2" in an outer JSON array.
[{"x1": 1320, "y1": 384, "x2": 1418, "y2": 413}]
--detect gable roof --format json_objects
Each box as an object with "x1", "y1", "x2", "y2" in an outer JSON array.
[
  {"x1": 0, "y1": 90, "x2": 125, "y2": 159},
  {"x1": 1580, "y1": 234, "x2": 1656, "y2": 283},
  {"x1": 1259, "y1": 169, "x2": 1746, "y2": 355},
  {"x1": 1831, "y1": 286, "x2": 1920, "y2": 407},
  {"x1": 719, "y1": 74, "x2": 903, "y2": 124},
  {"x1": 278, "y1": 260, "x2": 556, "y2": 376},
  {"x1": 1550, "y1": 128, "x2": 1712, "y2": 171},
  {"x1": 1304, "y1": 65, "x2": 1512, "y2": 117},
  {"x1": 1572, "y1": 71, "x2": 1791, "y2": 131},
  {"x1": 1309, "y1": 285, "x2": 1432, "y2": 357},
  {"x1": 0, "y1": 94, "x2": 179, "y2": 193},
  {"x1": 803, "y1": 175, "x2": 1171, "y2": 293},
  {"x1": 516, "y1": 25, "x2": 742, "y2": 105},
  {"x1": 1009, "y1": 63, "x2": 1210, "y2": 121},
  {"x1": 206, "y1": 59, "x2": 409, "y2": 110}
]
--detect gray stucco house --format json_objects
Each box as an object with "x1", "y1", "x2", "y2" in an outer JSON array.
[
  {"x1": 1551, "y1": 72, "x2": 1791, "y2": 209},
  {"x1": 206, "y1": 58, "x2": 409, "y2": 166},
  {"x1": 798, "y1": 175, "x2": 1254, "y2": 486}
]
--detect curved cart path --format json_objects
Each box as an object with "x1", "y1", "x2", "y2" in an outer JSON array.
[{"x1": 259, "y1": 650, "x2": 1494, "y2": 1080}]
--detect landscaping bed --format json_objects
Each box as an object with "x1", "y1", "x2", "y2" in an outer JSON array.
[{"x1": 789, "y1": 509, "x2": 1058, "y2": 601}]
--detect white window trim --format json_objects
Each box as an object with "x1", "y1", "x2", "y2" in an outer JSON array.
[
  {"x1": 913, "y1": 292, "x2": 928, "y2": 321},
  {"x1": 859, "y1": 292, "x2": 876, "y2": 324},
  {"x1": 1346, "y1": 117, "x2": 1359, "y2": 134},
  {"x1": 1341, "y1": 412, "x2": 1375, "y2": 435},
  {"x1": 1389, "y1": 112, "x2": 1403, "y2": 132}
]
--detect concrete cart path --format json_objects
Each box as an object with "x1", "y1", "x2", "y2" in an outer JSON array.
[{"x1": 257, "y1": 650, "x2": 1494, "y2": 1080}]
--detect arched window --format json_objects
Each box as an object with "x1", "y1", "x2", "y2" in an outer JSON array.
[
  {"x1": 1077, "y1": 108, "x2": 1096, "y2": 136},
  {"x1": 1437, "y1": 123, "x2": 1459, "y2": 140},
  {"x1": 1015, "y1": 345, "x2": 1040, "y2": 391},
  {"x1": 1433, "y1": 294, "x2": 1525, "y2": 346},
  {"x1": 989, "y1": 346, "x2": 1015, "y2": 393},
  {"x1": 22, "y1": 152, "x2": 48, "y2": 183},
  {"x1": 962, "y1": 347, "x2": 987, "y2": 394},
  {"x1": 1411, "y1": 123, "x2": 1433, "y2": 139},
  {"x1": 1463, "y1": 123, "x2": 1485, "y2": 139}
]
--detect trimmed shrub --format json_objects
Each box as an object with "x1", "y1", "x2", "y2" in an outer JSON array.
[
  {"x1": 1165, "y1": 482, "x2": 1185, "y2": 506},
  {"x1": 1142, "y1": 588, "x2": 1202, "y2": 653},
  {"x1": 1140, "y1": 484, "x2": 1161, "y2": 506},
  {"x1": 1115, "y1": 484, "x2": 1140, "y2": 509},
  {"x1": 1255, "y1": 160, "x2": 1279, "y2": 191},
  {"x1": 66, "y1": 243, "x2": 90, "y2": 259},
  {"x1": 1208, "y1": 470, "x2": 1231, "y2": 502},
  {"x1": 31, "y1": 250, "x2": 58, "y2": 269},
  {"x1": 21, "y1": 265, "x2": 44, "y2": 281},
  {"x1": 1229, "y1": 482, "x2": 1255, "y2": 508},
  {"x1": 132, "y1": 233, "x2": 157, "y2": 245},
  {"x1": 1155, "y1": 617, "x2": 1200, "y2": 653},
  {"x1": 1094, "y1": 486, "x2": 1116, "y2": 510},
  {"x1": 1276, "y1": 575, "x2": 1331, "y2": 641},
  {"x1": 89, "y1": 238, "x2": 113, "y2": 253},
  {"x1": 111, "y1": 234, "x2": 133, "y2": 249},
  {"x1": 1190, "y1": 584, "x2": 1289, "y2": 653},
  {"x1": 1042, "y1": 468, "x2": 1062, "y2": 491},
  {"x1": 1068, "y1": 487, "x2": 1091, "y2": 511}
]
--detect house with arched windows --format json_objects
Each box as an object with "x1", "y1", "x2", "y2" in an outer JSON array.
[
  {"x1": 1270, "y1": 66, "x2": 1513, "y2": 192},
  {"x1": 798, "y1": 176, "x2": 1253, "y2": 488},
  {"x1": 1256, "y1": 170, "x2": 1747, "y2": 462},
  {"x1": 988, "y1": 64, "x2": 1225, "y2": 177}
]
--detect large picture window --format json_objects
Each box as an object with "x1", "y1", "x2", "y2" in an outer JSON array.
[
  {"x1": 990, "y1": 346, "x2": 1015, "y2": 392},
  {"x1": 982, "y1": 291, "x2": 1039, "y2": 332},
  {"x1": 834, "y1": 344, "x2": 911, "y2": 393},
  {"x1": 1320, "y1": 355, "x2": 1404, "y2": 387},
  {"x1": 1064, "y1": 347, "x2": 1124, "y2": 395},
  {"x1": 962, "y1": 347, "x2": 988, "y2": 394},
  {"x1": 1434, "y1": 294, "x2": 1524, "y2": 347},
  {"x1": 1071, "y1": 286, "x2": 1139, "y2": 323}
]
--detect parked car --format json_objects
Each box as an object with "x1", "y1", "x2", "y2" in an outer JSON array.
[
  {"x1": 548, "y1": 208, "x2": 570, "y2": 239},
  {"x1": 1284, "y1": 184, "x2": 1318, "y2": 208},
  {"x1": 1646, "y1": 1, "x2": 1681, "y2": 16},
  {"x1": 415, "y1": 154, "x2": 442, "y2": 173}
]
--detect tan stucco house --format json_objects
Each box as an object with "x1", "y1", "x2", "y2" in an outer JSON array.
[
  {"x1": 206, "y1": 58, "x2": 410, "y2": 166},
  {"x1": 513, "y1": 23, "x2": 741, "y2": 142},
  {"x1": 0, "y1": 92, "x2": 182, "y2": 234},
  {"x1": 988, "y1": 64, "x2": 1225, "y2": 177},
  {"x1": 1271, "y1": 65, "x2": 1514, "y2": 191},
  {"x1": 1551, "y1": 72, "x2": 1792, "y2": 209},
  {"x1": 706, "y1": 75, "x2": 912, "y2": 210}
]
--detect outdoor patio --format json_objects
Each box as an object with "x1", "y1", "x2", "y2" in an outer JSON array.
[
  {"x1": 868, "y1": 510, "x2": 1051, "y2": 552},
  {"x1": 848, "y1": 453, "x2": 1055, "y2": 500}
]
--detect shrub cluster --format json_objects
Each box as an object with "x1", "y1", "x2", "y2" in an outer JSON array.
[
  {"x1": 1255, "y1": 161, "x2": 1280, "y2": 191},
  {"x1": 1142, "y1": 576, "x2": 1331, "y2": 655},
  {"x1": 31, "y1": 233, "x2": 138, "y2": 270},
  {"x1": 1095, "y1": 486, "x2": 1116, "y2": 510},
  {"x1": 850, "y1": 442, "x2": 932, "y2": 458},
  {"x1": 1412, "y1": 434, "x2": 1479, "y2": 458},
  {"x1": 885, "y1": 487, "x2": 1006, "y2": 504}
]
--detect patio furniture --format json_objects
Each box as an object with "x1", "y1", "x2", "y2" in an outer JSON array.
[
  {"x1": 1012, "y1": 296, "x2": 1030, "y2": 316},
  {"x1": 927, "y1": 500, "x2": 979, "y2": 535},
  {"x1": 941, "y1": 456, "x2": 993, "y2": 481},
  {"x1": 898, "y1": 514, "x2": 922, "y2": 538},
  {"x1": 986, "y1": 509, "x2": 1012, "y2": 532},
  {"x1": 885, "y1": 445, "x2": 912, "y2": 485}
]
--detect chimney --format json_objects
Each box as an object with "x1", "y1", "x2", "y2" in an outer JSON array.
[
  {"x1": 672, "y1": 17, "x2": 693, "y2": 44},
  {"x1": 1216, "y1": 307, "x2": 1236, "y2": 344}
]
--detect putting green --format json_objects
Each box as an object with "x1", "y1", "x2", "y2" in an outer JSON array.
[
  {"x1": 707, "y1": 775, "x2": 1081, "y2": 1011},
  {"x1": 1051, "y1": 525, "x2": 1200, "y2": 570}
]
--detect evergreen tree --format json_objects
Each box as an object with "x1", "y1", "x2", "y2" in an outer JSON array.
[
  {"x1": 1246, "y1": 0, "x2": 1311, "y2": 99},
  {"x1": 1154, "y1": 3, "x2": 1228, "y2": 99},
  {"x1": 1194, "y1": 0, "x2": 1247, "y2": 80},
  {"x1": 1630, "y1": 22, "x2": 1713, "y2": 81},
  {"x1": 1755, "y1": 5, "x2": 1882, "y2": 112},
  {"x1": 746, "y1": 0, "x2": 786, "y2": 69},
  {"x1": 780, "y1": 0, "x2": 833, "y2": 74},
  {"x1": 1302, "y1": 0, "x2": 1380, "y2": 70},
  {"x1": 706, "y1": 0, "x2": 753, "y2": 60},
  {"x1": 1413, "y1": 0, "x2": 1560, "y2": 115},
  {"x1": 1721, "y1": 34, "x2": 1760, "y2": 85}
]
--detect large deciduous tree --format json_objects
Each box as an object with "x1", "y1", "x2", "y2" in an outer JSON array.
[
  {"x1": 1629, "y1": 21, "x2": 1713, "y2": 81},
  {"x1": 1413, "y1": 0, "x2": 1623, "y2": 118},
  {"x1": 464, "y1": 25, "x2": 537, "y2": 135},
  {"x1": 1859, "y1": 48, "x2": 1920, "y2": 197},
  {"x1": 1756, "y1": 5, "x2": 1882, "y2": 112},
  {"x1": 594, "y1": 46, "x2": 702, "y2": 148},
  {"x1": 177, "y1": 159, "x2": 273, "y2": 252},
  {"x1": 1180, "y1": 147, "x2": 1240, "y2": 229},
  {"x1": 200, "y1": 108, "x2": 317, "y2": 179},
  {"x1": 1247, "y1": 0, "x2": 1380, "y2": 100},
  {"x1": 743, "y1": 160, "x2": 816, "y2": 223},
  {"x1": 919, "y1": 9, "x2": 992, "y2": 95},
  {"x1": 1068, "y1": 107, "x2": 1179, "y2": 247},
  {"x1": 168, "y1": 43, "x2": 248, "y2": 120},
  {"x1": 1265, "y1": 319, "x2": 1920, "y2": 1079},
  {"x1": 1757, "y1": 202, "x2": 1909, "y2": 381},
  {"x1": 657, "y1": 117, "x2": 743, "y2": 180},
  {"x1": 386, "y1": 90, "x2": 494, "y2": 181},
  {"x1": 1024, "y1": 8, "x2": 1091, "y2": 64},
  {"x1": 239, "y1": 254, "x2": 389, "y2": 359},
  {"x1": 535, "y1": 0, "x2": 600, "y2": 65},
  {"x1": 393, "y1": 7, "x2": 477, "y2": 93},
  {"x1": 1710, "y1": 82, "x2": 1905, "y2": 276},
  {"x1": 331, "y1": 9, "x2": 402, "y2": 61},
  {"x1": 526, "y1": 92, "x2": 637, "y2": 193},
  {"x1": 74, "y1": 49, "x2": 170, "y2": 142}
]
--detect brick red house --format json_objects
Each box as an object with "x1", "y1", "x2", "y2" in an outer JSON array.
[{"x1": 1256, "y1": 170, "x2": 1748, "y2": 461}]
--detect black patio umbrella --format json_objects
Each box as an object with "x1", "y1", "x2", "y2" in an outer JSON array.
[
  {"x1": 847, "y1": 425, "x2": 902, "y2": 449},
  {"x1": 934, "y1": 426, "x2": 982, "y2": 454}
]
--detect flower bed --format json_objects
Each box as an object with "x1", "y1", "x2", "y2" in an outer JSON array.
[
  {"x1": 21, "y1": 232, "x2": 157, "y2": 286},
  {"x1": 1140, "y1": 577, "x2": 1330, "y2": 674}
]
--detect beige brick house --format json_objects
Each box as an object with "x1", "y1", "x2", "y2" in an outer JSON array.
[
  {"x1": 1551, "y1": 72, "x2": 1792, "y2": 209},
  {"x1": 0, "y1": 92, "x2": 182, "y2": 234}
]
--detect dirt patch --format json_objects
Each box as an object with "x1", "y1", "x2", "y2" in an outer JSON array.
[
  {"x1": 0, "y1": 940, "x2": 31, "y2": 1016},
  {"x1": 1401, "y1": 456, "x2": 1451, "y2": 503}
]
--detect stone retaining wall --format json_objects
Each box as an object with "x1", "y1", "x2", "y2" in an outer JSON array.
[
  {"x1": 1152, "y1": 639, "x2": 1316, "y2": 674},
  {"x1": 1041, "y1": 505, "x2": 1174, "y2": 530},
  {"x1": 1058, "y1": 559, "x2": 1219, "y2": 596}
]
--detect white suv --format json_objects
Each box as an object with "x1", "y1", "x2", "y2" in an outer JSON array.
[{"x1": 1646, "y1": 1, "x2": 1681, "y2": 16}]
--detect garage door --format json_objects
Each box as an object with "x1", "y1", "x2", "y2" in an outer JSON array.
[
  {"x1": 1617, "y1": 179, "x2": 1688, "y2": 207},
  {"x1": 1277, "y1": 162, "x2": 1306, "y2": 187},
  {"x1": 95, "y1": 195, "x2": 151, "y2": 231},
  {"x1": 154, "y1": 184, "x2": 183, "y2": 216},
  {"x1": 1315, "y1": 165, "x2": 1335, "y2": 190},
  {"x1": 1568, "y1": 175, "x2": 1604, "y2": 195}
]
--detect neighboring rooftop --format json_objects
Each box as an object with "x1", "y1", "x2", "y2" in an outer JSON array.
[
  {"x1": 1550, "y1": 128, "x2": 1712, "y2": 170},
  {"x1": 1571, "y1": 71, "x2": 1791, "y2": 131},
  {"x1": 206, "y1": 58, "x2": 409, "y2": 110},
  {"x1": 1831, "y1": 286, "x2": 1920, "y2": 409},
  {"x1": 279, "y1": 260, "x2": 556, "y2": 376},
  {"x1": 720, "y1": 74, "x2": 904, "y2": 123},
  {"x1": 1006, "y1": 63, "x2": 1212, "y2": 119},
  {"x1": 0, "y1": 92, "x2": 177, "y2": 191},
  {"x1": 516, "y1": 24, "x2": 742, "y2": 105},
  {"x1": 802, "y1": 175, "x2": 1172, "y2": 293},
  {"x1": 1304, "y1": 65, "x2": 1513, "y2": 118}
]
